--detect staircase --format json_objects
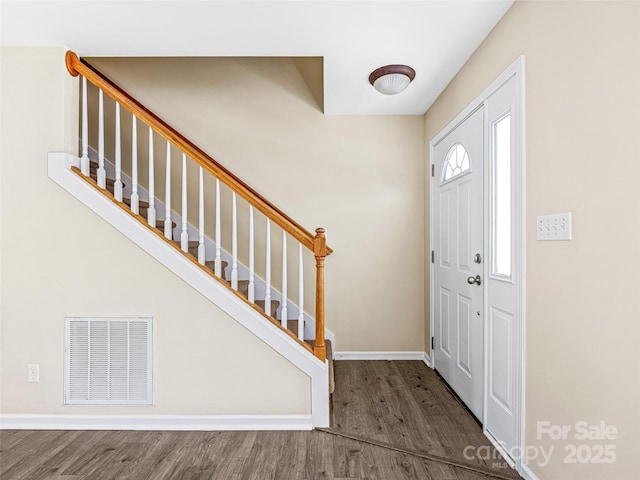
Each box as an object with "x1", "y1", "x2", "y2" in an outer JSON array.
[
  {"x1": 52, "y1": 51, "x2": 334, "y2": 428},
  {"x1": 90, "y1": 160, "x2": 332, "y2": 357}
]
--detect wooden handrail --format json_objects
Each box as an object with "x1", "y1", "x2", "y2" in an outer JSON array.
[{"x1": 65, "y1": 51, "x2": 333, "y2": 255}]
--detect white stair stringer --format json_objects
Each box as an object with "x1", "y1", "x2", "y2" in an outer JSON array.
[{"x1": 48, "y1": 152, "x2": 329, "y2": 428}]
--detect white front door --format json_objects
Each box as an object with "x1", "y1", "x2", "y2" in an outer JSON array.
[{"x1": 433, "y1": 106, "x2": 484, "y2": 420}]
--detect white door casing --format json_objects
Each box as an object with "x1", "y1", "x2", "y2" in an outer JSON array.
[
  {"x1": 433, "y1": 106, "x2": 485, "y2": 420},
  {"x1": 429, "y1": 57, "x2": 524, "y2": 470}
]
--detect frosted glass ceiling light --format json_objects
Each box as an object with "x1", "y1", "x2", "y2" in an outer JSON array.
[{"x1": 369, "y1": 65, "x2": 416, "y2": 95}]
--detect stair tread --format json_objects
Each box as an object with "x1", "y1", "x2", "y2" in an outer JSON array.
[
  {"x1": 136, "y1": 217, "x2": 177, "y2": 229},
  {"x1": 165, "y1": 241, "x2": 229, "y2": 280},
  {"x1": 123, "y1": 197, "x2": 150, "y2": 209},
  {"x1": 205, "y1": 259, "x2": 229, "y2": 271},
  {"x1": 136, "y1": 209, "x2": 177, "y2": 228},
  {"x1": 154, "y1": 219, "x2": 177, "y2": 228},
  {"x1": 89, "y1": 172, "x2": 117, "y2": 186},
  {"x1": 174, "y1": 240, "x2": 200, "y2": 249},
  {"x1": 277, "y1": 318, "x2": 299, "y2": 336},
  {"x1": 254, "y1": 299, "x2": 279, "y2": 317},
  {"x1": 226, "y1": 279, "x2": 250, "y2": 297},
  {"x1": 222, "y1": 284, "x2": 302, "y2": 336},
  {"x1": 89, "y1": 175, "x2": 115, "y2": 188},
  {"x1": 147, "y1": 220, "x2": 174, "y2": 231}
]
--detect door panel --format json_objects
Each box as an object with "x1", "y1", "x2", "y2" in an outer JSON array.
[
  {"x1": 457, "y1": 293, "x2": 472, "y2": 376},
  {"x1": 489, "y1": 306, "x2": 513, "y2": 411},
  {"x1": 440, "y1": 287, "x2": 451, "y2": 357},
  {"x1": 458, "y1": 182, "x2": 472, "y2": 270},
  {"x1": 439, "y1": 190, "x2": 451, "y2": 267}
]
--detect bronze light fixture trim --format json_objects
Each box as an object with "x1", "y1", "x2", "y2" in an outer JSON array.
[{"x1": 369, "y1": 65, "x2": 416, "y2": 95}]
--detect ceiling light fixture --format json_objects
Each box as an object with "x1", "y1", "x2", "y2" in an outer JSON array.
[{"x1": 369, "y1": 65, "x2": 416, "y2": 95}]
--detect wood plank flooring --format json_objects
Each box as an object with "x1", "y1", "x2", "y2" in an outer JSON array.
[
  {"x1": 0, "y1": 361, "x2": 519, "y2": 479},
  {"x1": 330, "y1": 361, "x2": 518, "y2": 479}
]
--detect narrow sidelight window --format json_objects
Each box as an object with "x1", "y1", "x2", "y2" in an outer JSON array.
[{"x1": 492, "y1": 113, "x2": 512, "y2": 277}]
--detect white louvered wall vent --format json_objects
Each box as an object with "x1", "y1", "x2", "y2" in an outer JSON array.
[{"x1": 65, "y1": 317, "x2": 153, "y2": 405}]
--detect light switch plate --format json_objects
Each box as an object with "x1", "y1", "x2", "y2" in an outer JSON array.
[
  {"x1": 28, "y1": 364, "x2": 40, "y2": 383},
  {"x1": 537, "y1": 213, "x2": 572, "y2": 241}
]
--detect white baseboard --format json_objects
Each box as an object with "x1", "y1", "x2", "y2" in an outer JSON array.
[
  {"x1": 520, "y1": 464, "x2": 540, "y2": 480},
  {"x1": 422, "y1": 351, "x2": 432, "y2": 367},
  {"x1": 334, "y1": 351, "x2": 428, "y2": 361},
  {"x1": 0, "y1": 414, "x2": 312, "y2": 431}
]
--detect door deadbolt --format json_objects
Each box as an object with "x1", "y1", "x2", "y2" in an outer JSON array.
[
  {"x1": 474, "y1": 254, "x2": 482, "y2": 264},
  {"x1": 467, "y1": 275, "x2": 482, "y2": 286}
]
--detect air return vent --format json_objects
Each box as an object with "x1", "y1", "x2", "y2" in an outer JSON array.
[{"x1": 64, "y1": 317, "x2": 153, "y2": 405}]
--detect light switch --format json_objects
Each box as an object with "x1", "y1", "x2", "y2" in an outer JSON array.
[{"x1": 537, "y1": 213, "x2": 572, "y2": 241}]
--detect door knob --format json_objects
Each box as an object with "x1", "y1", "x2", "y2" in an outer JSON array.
[{"x1": 467, "y1": 275, "x2": 482, "y2": 286}]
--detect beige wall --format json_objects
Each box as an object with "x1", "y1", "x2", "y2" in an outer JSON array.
[
  {"x1": 85, "y1": 56, "x2": 427, "y2": 352},
  {"x1": 424, "y1": 1, "x2": 640, "y2": 478},
  {"x1": 0, "y1": 47, "x2": 310, "y2": 416}
]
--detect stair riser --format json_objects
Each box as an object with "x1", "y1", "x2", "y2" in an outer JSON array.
[
  {"x1": 231, "y1": 281, "x2": 250, "y2": 298},
  {"x1": 256, "y1": 300, "x2": 279, "y2": 318}
]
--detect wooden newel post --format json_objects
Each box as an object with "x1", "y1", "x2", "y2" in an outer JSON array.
[{"x1": 313, "y1": 228, "x2": 327, "y2": 362}]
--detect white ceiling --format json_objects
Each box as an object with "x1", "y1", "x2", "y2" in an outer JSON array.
[{"x1": 0, "y1": 0, "x2": 514, "y2": 115}]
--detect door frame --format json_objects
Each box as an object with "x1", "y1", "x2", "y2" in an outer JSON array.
[{"x1": 428, "y1": 56, "x2": 525, "y2": 473}]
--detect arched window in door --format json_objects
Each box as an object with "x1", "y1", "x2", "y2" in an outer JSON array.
[{"x1": 442, "y1": 143, "x2": 470, "y2": 182}]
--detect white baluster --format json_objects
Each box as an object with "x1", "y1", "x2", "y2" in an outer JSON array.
[
  {"x1": 130, "y1": 116, "x2": 139, "y2": 214},
  {"x1": 265, "y1": 220, "x2": 271, "y2": 316},
  {"x1": 164, "y1": 141, "x2": 172, "y2": 239},
  {"x1": 114, "y1": 102, "x2": 123, "y2": 201},
  {"x1": 80, "y1": 76, "x2": 90, "y2": 176},
  {"x1": 281, "y1": 231, "x2": 288, "y2": 328},
  {"x1": 198, "y1": 166, "x2": 205, "y2": 265},
  {"x1": 214, "y1": 179, "x2": 222, "y2": 277},
  {"x1": 97, "y1": 90, "x2": 106, "y2": 189},
  {"x1": 147, "y1": 128, "x2": 156, "y2": 227},
  {"x1": 181, "y1": 154, "x2": 188, "y2": 251},
  {"x1": 231, "y1": 193, "x2": 238, "y2": 290},
  {"x1": 298, "y1": 243, "x2": 304, "y2": 341},
  {"x1": 248, "y1": 206, "x2": 255, "y2": 303}
]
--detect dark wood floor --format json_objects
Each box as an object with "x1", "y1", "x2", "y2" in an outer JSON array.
[{"x1": 0, "y1": 361, "x2": 519, "y2": 479}]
